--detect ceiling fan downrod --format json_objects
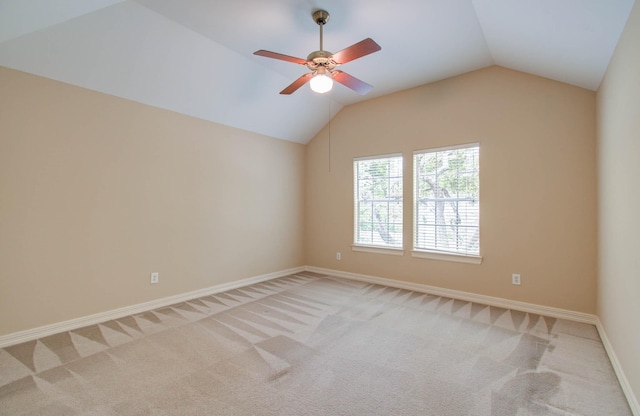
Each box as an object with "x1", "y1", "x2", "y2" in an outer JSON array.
[{"x1": 313, "y1": 10, "x2": 329, "y2": 52}]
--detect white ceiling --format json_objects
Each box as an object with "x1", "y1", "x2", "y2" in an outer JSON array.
[{"x1": 0, "y1": 0, "x2": 635, "y2": 143}]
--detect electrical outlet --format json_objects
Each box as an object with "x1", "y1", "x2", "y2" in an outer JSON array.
[
  {"x1": 512, "y1": 273, "x2": 521, "y2": 286},
  {"x1": 150, "y1": 272, "x2": 159, "y2": 284},
  {"x1": 336, "y1": 252, "x2": 342, "y2": 261}
]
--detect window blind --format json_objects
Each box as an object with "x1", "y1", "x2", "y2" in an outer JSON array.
[{"x1": 413, "y1": 144, "x2": 479, "y2": 256}]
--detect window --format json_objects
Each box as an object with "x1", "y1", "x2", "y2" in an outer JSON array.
[
  {"x1": 354, "y1": 155, "x2": 403, "y2": 250},
  {"x1": 413, "y1": 144, "x2": 479, "y2": 258}
]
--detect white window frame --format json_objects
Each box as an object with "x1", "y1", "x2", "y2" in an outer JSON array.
[
  {"x1": 353, "y1": 153, "x2": 404, "y2": 255},
  {"x1": 412, "y1": 143, "x2": 482, "y2": 264}
]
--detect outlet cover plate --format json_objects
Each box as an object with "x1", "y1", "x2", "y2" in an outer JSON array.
[{"x1": 512, "y1": 273, "x2": 521, "y2": 285}]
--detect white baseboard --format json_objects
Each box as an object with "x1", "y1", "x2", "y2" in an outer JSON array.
[
  {"x1": 2, "y1": 264, "x2": 595, "y2": 348},
  {"x1": 307, "y1": 266, "x2": 598, "y2": 324},
  {"x1": 595, "y1": 318, "x2": 640, "y2": 416},
  {"x1": 0, "y1": 266, "x2": 305, "y2": 348},
  {"x1": 3, "y1": 264, "x2": 636, "y2": 414}
]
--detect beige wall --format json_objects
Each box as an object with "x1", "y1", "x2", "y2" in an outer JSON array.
[
  {"x1": 0, "y1": 62, "x2": 602, "y2": 336},
  {"x1": 306, "y1": 66, "x2": 597, "y2": 313},
  {"x1": 597, "y1": 0, "x2": 640, "y2": 405},
  {"x1": 0, "y1": 67, "x2": 305, "y2": 336}
]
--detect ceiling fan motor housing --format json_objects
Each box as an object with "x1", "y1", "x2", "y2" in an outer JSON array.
[{"x1": 306, "y1": 50, "x2": 336, "y2": 70}]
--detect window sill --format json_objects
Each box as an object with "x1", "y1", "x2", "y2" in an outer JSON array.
[
  {"x1": 411, "y1": 250, "x2": 483, "y2": 264},
  {"x1": 352, "y1": 245, "x2": 405, "y2": 256}
]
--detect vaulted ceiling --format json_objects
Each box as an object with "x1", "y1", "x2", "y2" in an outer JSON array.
[{"x1": 0, "y1": 0, "x2": 635, "y2": 143}]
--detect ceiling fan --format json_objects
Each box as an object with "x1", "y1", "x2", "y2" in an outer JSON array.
[{"x1": 254, "y1": 9, "x2": 381, "y2": 95}]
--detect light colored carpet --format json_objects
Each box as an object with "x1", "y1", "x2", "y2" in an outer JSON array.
[{"x1": 0, "y1": 272, "x2": 632, "y2": 415}]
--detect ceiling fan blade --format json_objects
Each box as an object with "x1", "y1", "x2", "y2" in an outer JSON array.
[
  {"x1": 331, "y1": 38, "x2": 381, "y2": 64},
  {"x1": 332, "y1": 70, "x2": 374, "y2": 95},
  {"x1": 254, "y1": 50, "x2": 308, "y2": 65},
  {"x1": 280, "y1": 73, "x2": 313, "y2": 94}
]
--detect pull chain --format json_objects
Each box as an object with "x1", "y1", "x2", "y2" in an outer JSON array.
[{"x1": 328, "y1": 95, "x2": 331, "y2": 173}]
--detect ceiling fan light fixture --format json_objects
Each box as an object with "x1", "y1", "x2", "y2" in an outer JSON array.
[{"x1": 310, "y1": 68, "x2": 333, "y2": 93}]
